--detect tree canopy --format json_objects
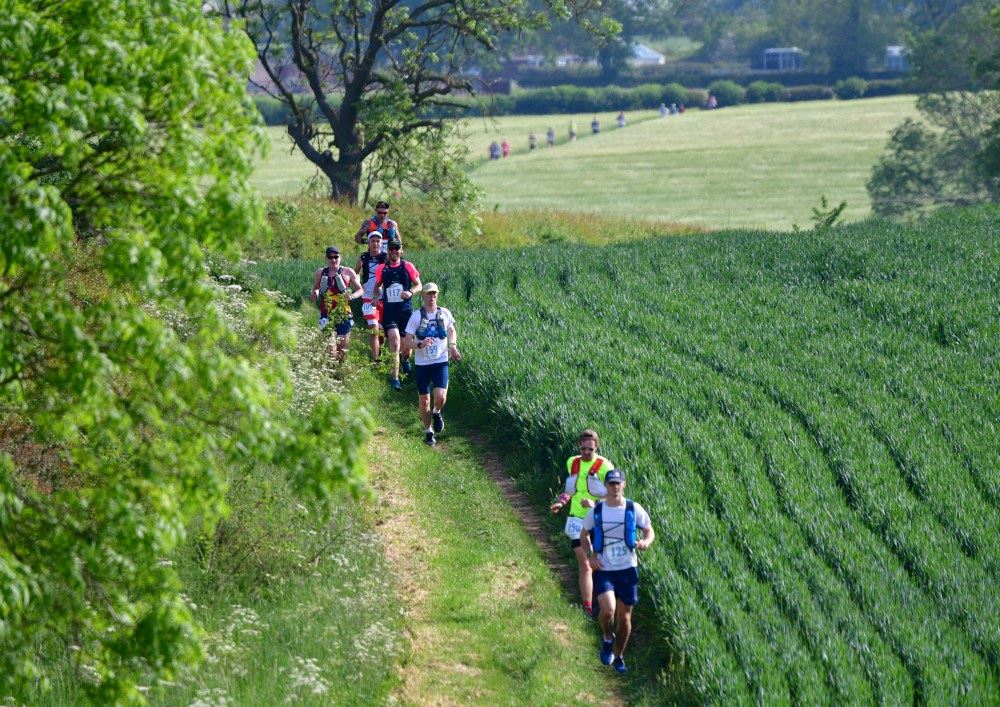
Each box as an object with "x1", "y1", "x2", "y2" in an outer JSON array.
[
  {"x1": 226, "y1": 0, "x2": 613, "y2": 205},
  {"x1": 0, "y1": 0, "x2": 367, "y2": 699}
]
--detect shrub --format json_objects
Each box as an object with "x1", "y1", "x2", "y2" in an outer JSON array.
[
  {"x1": 707, "y1": 79, "x2": 746, "y2": 107},
  {"x1": 834, "y1": 76, "x2": 868, "y2": 100},
  {"x1": 746, "y1": 81, "x2": 786, "y2": 103},
  {"x1": 785, "y1": 85, "x2": 836, "y2": 102},
  {"x1": 254, "y1": 94, "x2": 292, "y2": 125},
  {"x1": 662, "y1": 82, "x2": 689, "y2": 106},
  {"x1": 685, "y1": 88, "x2": 709, "y2": 109}
]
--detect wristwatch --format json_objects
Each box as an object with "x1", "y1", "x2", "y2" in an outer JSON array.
[{"x1": 586, "y1": 551, "x2": 595, "y2": 558}]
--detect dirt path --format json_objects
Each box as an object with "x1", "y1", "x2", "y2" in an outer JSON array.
[{"x1": 461, "y1": 430, "x2": 577, "y2": 594}]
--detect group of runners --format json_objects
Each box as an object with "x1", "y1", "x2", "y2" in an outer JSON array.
[
  {"x1": 550, "y1": 429, "x2": 656, "y2": 673},
  {"x1": 310, "y1": 200, "x2": 461, "y2": 447},
  {"x1": 311, "y1": 204, "x2": 654, "y2": 673}
]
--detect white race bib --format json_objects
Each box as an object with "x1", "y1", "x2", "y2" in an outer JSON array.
[
  {"x1": 386, "y1": 283, "x2": 404, "y2": 303},
  {"x1": 424, "y1": 340, "x2": 442, "y2": 359},
  {"x1": 361, "y1": 302, "x2": 375, "y2": 316},
  {"x1": 564, "y1": 516, "x2": 584, "y2": 539}
]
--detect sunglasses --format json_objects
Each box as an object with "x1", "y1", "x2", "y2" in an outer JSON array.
[
  {"x1": 580, "y1": 445, "x2": 596, "y2": 452},
  {"x1": 388, "y1": 245, "x2": 401, "y2": 251},
  {"x1": 327, "y1": 254, "x2": 340, "y2": 259},
  {"x1": 376, "y1": 210, "x2": 388, "y2": 215}
]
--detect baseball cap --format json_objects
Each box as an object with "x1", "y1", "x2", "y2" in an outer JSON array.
[
  {"x1": 604, "y1": 469, "x2": 625, "y2": 484},
  {"x1": 368, "y1": 230, "x2": 383, "y2": 241},
  {"x1": 423, "y1": 282, "x2": 439, "y2": 294},
  {"x1": 325, "y1": 246, "x2": 339, "y2": 257}
]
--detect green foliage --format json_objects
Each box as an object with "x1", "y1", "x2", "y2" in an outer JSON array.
[
  {"x1": 707, "y1": 79, "x2": 745, "y2": 107},
  {"x1": 745, "y1": 81, "x2": 786, "y2": 103},
  {"x1": 0, "y1": 0, "x2": 368, "y2": 699},
  {"x1": 412, "y1": 206, "x2": 1000, "y2": 703},
  {"x1": 833, "y1": 76, "x2": 868, "y2": 99},
  {"x1": 868, "y1": 92, "x2": 1000, "y2": 218}
]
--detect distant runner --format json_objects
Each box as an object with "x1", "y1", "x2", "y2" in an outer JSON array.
[
  {"x1": 355, "y1": 232, "x2": 387, "y2": 361},
  {"x1": 354, "y1": 200, "x2": 400, "y2": 253},
  {"x1": 403, "y1": 283, "x2": 461, "y2": 446},
  {"x1": 580, "y1": 469, "x2": 654, "y2": 674},
  {"x1": 373, "y1": 240, "x2": 421, "y2": 390},
  {"x1": 550, "y1": 429, "x2": 614, "y2": 617},
  {"x1": 310, "y1": 246, "x2": 363, "y2": 361}
]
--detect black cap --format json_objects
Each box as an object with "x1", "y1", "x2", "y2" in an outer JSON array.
[
  {"x1": 604, "y1": 469, "x2": 625, "y2": 483},
  {"x1": 325, "y1": 246, "x2": 339, "y2": 257}
]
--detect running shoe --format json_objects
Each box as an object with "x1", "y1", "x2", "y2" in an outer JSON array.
[
  {"x1": 424, "y1": 431, "x2": 436, "y2": 446},
  {"x1": 613, "y1": 656, "x2": 627, "y2": 674},
  {"x1": 599, "y1": 637, "x2": 615, "y2": 666},
  {"x1": 401, "y1": 359, "x2": 411, "y2": 374},
  {"x1": 390, "y1": 377, "x2": 402, "y2": 391},
  {"x1": 432, "y1": 411, "x2": 444, "y2": 434}
]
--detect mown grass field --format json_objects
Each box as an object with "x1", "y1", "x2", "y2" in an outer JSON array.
[
  {"x1": 253, "y1": 96, "x2": 916, "y2": 230},
  {"x1": 248, "y1": 206, "x2": 1000, "y2": 702}
]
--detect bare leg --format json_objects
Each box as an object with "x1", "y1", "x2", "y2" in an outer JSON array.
[
  {"x1": 386, "y1": 328, "x2": 401, "y2": 378},
  {"x1": 432, "y1": 386, "x2": 447, "y2": 413},
  {"x1": 573, "y1": 546, "x2": 593, "y2": 608},
  {"x1": 418, "y1": 393, "x2": 432, "y2": 429},
  {"x1": 336, "y1": 333, "x2": 350, "y2": 361},
  {"x1": 614, "y1": 603, "x2": 634, "y2": 658},
  {"x1": 597, "y1": 590, "x2": 616, "y2": 641}
]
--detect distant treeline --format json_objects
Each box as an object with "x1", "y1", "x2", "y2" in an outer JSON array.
[{"x1": 254, "y1": 77, "x2": 907, "y2": 125}]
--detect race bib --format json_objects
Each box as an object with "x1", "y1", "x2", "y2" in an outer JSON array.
[
  {"x1": 564, "y1": 516, "x2": 584, "y2": 539},
  {"x1": 424, "y1": 340, "x2": 442, "y2": 359},
  {"x1": 386, "y1": 283, "x2": 404, "y2": 303},
  {"x1": 361, "y1": 302, "x2": 375, "y2": 316}
]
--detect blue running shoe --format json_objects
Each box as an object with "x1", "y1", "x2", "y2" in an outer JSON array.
[
  {"x1": 390, "y1": 377, "x2": 402, "y2": 391},
  {"x1": 401, "y1": 359, "x2": 412, "y2": 374},
  {"x1": 599, "y1": 637, "x2": 614, "y2": 666},
  {"x1": 432, "y1": 411, "x2": 444, "y2": 434},
  {"x1": 613, "y1": 656, "x2": 627, "y2": 674}
]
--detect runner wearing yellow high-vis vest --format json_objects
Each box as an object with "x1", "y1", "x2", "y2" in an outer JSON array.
[{"x1": 550, "y1": 429, "x2": 614, "y2": 617}]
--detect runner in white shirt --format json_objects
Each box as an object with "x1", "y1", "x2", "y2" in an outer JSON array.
[
  {"x1": 580, "y1": 469, "x2": 654, "y2": 674},
  {"x1": 403, "y1": 283, "x2": 461, "y2": 446}
]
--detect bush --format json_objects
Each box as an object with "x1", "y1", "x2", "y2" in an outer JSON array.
[
  {"x1": 685, "y1": 88, "x2": 709, "y2": 109},
  {"x1": 707, "y1": 79, "x2": 746, "y2": 107},
  {"x1": 785, "y1": 85, "x2": 836, "y2": 102},
  {"x1": 864, "y1": 79, "x2": 906, "y2": 97},
  {"x1": 746, "y1": 81, "x2": 786, "y2": 103},
  {"x1": 662, "y1": 82, "x2": 689, "y2": 106},
  {"x1": 834, "y1": 76, "x2": 868, "y2": 100}
]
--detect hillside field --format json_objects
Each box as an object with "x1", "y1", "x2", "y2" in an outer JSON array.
[
  {"x1": 253, "y1": 206, "x2": 999, "y2": 702},
  {"x1": 253, "y1": 96, "x2": 917, "y2": 230}
]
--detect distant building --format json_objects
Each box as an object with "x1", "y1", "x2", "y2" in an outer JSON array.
[
  {"x1": 630, "y1": 43, "x2": 666, "y2": 67},
  {"x1": 885, "y1": 45, "x2": 908, "y2": 72},
  {"x1": 762, "y1": 47, "x2": 804, "y2": 71}
]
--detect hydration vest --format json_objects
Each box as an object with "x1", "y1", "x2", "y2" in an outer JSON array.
[
  {"x1": 415, "y1": 307, "x2": 447, "y2": 340},
  {"x1": 367, "y1": 217, "x2": 397, "y2": 244},
  {"x1": 318, "y1": 266, "x2": 348, "y2": 317},
  {"x1": 569, "y1": 456, "x2": 606, "y2": 518},
  {"x1": 592, "y1": 500, "x2": 636, "y2": 553},
  {"x1": 379, "y1": 260, "x2": 413, "y2": 306},
  {"x1": 361, "y1": 250, "x2": 386, "y2": 294}
]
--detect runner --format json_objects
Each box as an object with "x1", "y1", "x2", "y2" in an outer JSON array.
[
  {"x1": 549, "y1": 429, "x2": 614, "y2": 617},
  {"x1": 373, "y1": 240, "x2": 421, "y2": 390},
  {"x1": 353, "y1": 200, "x2": 400, "y2": 253},
  {"x1": 403, "y1": 283, "x2": 461, "y2": 446},
  {"x1": 579, "y1": 469, "x2": 654, "y2": 674},
  {"x1": 354, "y1": 231, "x2": 387, "y2": 361},
  {"x1": 310, "y1": 246, "x2": 364, "y2": 361}
]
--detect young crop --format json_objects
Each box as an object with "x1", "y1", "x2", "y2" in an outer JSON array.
[{"x1": 405, "y1": 205, "x2": 1000, "y2": 702}]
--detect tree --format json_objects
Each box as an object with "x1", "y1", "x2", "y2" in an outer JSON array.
[
  {"x1": 225, "y1": 0, "x2": 611, "y2": 204},
  {"x1": 0, "y1": 0, "x2": 367, "y2": 699},
  {"x1": 867, "y1": 0, "x2": 1000, "y2": 217}
]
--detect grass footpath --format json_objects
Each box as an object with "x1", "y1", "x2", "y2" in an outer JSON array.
[{"x1": 349, "y1": 360, "x2": 691, "y2": 705}]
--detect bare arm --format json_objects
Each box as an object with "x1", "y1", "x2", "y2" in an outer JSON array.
[
  {"x1": 636, "y1": 524, "x2": 655, "y2": 551},
  {"x1": 447, "y1": 321, "x2": 461, "y2": 361},
  {"x1": 346, "y1": 268, "x2": 364, "y2": 299},
  {"x1": 581, "y1": 528, "x2": 603, "y2": 571},
  {"x1": 354, "y1": 222, "x2": 368, "y2": 244},
  {"x1": 310, "y1": 267, "x2": 323, "y2": 301}
]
